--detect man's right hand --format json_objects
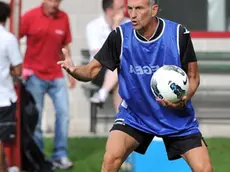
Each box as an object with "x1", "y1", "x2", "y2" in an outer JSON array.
[
  {"x1": 58, "y1": 48, "x2": 103, "y2": 82},
  {"x1": 57, "y1": 48, "x2": 76, "y2": 74}
]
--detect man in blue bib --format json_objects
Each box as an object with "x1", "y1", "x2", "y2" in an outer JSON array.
[{"x1": 58, "y1": 0, "x2": 213, "y2": 171}]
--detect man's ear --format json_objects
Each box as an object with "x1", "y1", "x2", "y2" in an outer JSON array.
[{"x1": 151, "y1": 4, "x2": 159, "y2": 17}]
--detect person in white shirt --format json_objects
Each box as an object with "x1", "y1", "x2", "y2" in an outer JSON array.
[
  {"x1": 86, "y1": 0, "x2": 129, "y2": 112},
  {"x1": 0, "y1": 2, "x2": 22, "y2": 171}
]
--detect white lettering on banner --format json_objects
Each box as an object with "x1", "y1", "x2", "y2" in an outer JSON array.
[{"x1": 130, "y1": 65, "x2": 159, "y2": 75}]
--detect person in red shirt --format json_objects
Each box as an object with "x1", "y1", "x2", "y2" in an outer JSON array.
[{"x1": 20, "y1": 0, "x2": 76, "y2": 169}]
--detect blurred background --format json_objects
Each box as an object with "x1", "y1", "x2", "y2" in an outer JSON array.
[{"x1": 2, "y1": 0, "x2": 230, "y2": 171}]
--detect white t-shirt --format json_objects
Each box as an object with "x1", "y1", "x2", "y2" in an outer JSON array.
[
  {"x1": 86, "y1": 16, "x2": 129, "y2": 59},
  {"x1": 0, "y1": 25, "x2": 22, "y2": 107}
]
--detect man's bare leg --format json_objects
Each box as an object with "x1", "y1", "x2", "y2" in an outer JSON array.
[
  {"x1": 94, "y1": 69, "x2": 119, "y2": 102},
  {"x1": 101, "y1": 69, "x2": 121, "y2": 112},
  {"x1": 101, "y1": 130, "x2": 138, "y2": 172},
  {"x1": 102, "y1": 69, "x2": 118, "y2": 93},
  {"x1": 182, "y1": 140, "x2": 213, "y2": 172}
]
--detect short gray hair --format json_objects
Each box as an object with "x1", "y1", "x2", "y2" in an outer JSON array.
[{"x1": 149, "y1": 0, "x2": 157, "y2": 5}]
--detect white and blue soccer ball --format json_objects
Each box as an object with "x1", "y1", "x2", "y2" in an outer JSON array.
[{"x1": 150, "y1": 65, "x2": 189, "y2": 103}]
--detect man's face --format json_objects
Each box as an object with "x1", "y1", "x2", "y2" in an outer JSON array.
[
  {"x1": 128, "y1": 0, "x2": 158, "y2": 30},
  {"x1": 113, "y1": 0, "x2": 125, "y2": 15},
  {"x1": 107, "y1": 0, "x2": 125, "y2": 27},
  {"x1": 43, "y1": 0, "x2": 61, "y2": 15}
]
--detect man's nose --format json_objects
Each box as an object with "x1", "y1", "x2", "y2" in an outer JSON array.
[{"x1": 130, "y1": 9, "x2": 137, "y2": 19}]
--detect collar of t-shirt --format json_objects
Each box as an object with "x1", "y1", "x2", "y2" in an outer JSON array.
[
  {"x1": 40, "y1": 3, "x2": 63, "y2": 18},
  {"x1": 135, "y1": 17, "x2": 163, "y2": 42}
]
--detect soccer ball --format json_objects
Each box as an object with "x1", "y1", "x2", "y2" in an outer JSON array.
[{"x1": 150, "y1": 65, "x2": 189, "y2": 103}]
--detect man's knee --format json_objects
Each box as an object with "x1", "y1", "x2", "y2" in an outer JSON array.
[
  {"x1": 193, "y1": 162, "x2": 213, "y2": 172},
  {"x1": 103, "y1": 151, "x2": 123, "y2": 170},
  {"x1": 54, "y1": 96, "x2": 69, "y2": 117}
]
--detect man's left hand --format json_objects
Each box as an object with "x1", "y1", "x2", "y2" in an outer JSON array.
[{"x1": 156, "y1": 96, "x2": 187, "y2": 109}]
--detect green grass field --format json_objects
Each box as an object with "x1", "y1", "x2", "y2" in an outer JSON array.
[{"x1": 44, "y1": 137, "x2": 230, "y2": 172}]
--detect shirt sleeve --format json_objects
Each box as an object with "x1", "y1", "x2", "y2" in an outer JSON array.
[
  {"x1": 7, "y1": 35, "x2": 22, "y2": 66},
  {"x1": 179, "y1": 25, "x2": 197, "y2": 73},
  {"x1": 63, "y1": 15, "x2": 72, "y2": 45},
  {"x1": 94, "y1": 28, "x2": 122, "y2": 71}
]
